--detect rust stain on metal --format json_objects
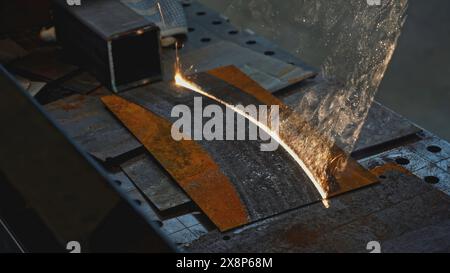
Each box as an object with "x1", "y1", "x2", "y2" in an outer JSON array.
[
  {"x1": 101, "y1": 95, "x2": 249, "y2": 231},
  {"x1": 370, "y1": 162, "x2": 412, "y2": 177},
  {"x1": 207, "y1": 65, "x2": 378, "y2": 198}
]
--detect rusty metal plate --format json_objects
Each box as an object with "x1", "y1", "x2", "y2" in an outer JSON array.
[
  {"x1": 200, "y1": 66, "x2": 377, "y2": 198},
  {"x1": 102, "y1": 95, "x2": 249, "y2": 231},
  {"x1": 120, "y1": 154, "x2": 191, "y2": 212},
  {"x1": 44, "y1": 91, "x2": 142, "y2": 162}
]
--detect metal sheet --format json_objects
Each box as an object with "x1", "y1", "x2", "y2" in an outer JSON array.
[
  {"x1": 358, "y1": 132, "x2": 450, "y2": 196},
  {"x1": 121, "y1": 154, "x2": 191, "y2": 212},
  {"x1": 187, "y1": 170, "x2": 450, "y2": 253},
  {"x1": 44, "y1": 91, "x2": 142, "y2": 162},
  {"x1": 414, "y1": 162, "x2": 450, "y2": 196},
  {"x1": 0, "y1": 38, "x2": 27, "y2": 64},
  {"x1": 102, "y1": 95, "x2": 249, "y2": 231},
  {"x1": 354, "y1": 102, "x2": 422, "y2": 152},
  {"x1": 409, "y1": 131, "x2": 450, "y2": 163},
  {"x1": 10, "y1": 47, "x2": 78, "y2": 81}
]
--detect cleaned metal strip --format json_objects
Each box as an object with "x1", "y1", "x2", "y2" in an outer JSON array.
[
  {"x1": 101, "y1": 95, "x2": 249, "y2": 231},
  {"x1": 204, "y1": 65, "x2": 378, "y2": 198}
]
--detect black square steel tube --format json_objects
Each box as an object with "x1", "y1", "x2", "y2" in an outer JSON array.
[{"x1": 52, "y1": 0, "x2": 162, "y2": 92}]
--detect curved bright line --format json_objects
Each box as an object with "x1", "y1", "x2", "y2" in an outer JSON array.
[{"x1": 175, "y1": 74, "x2": 328, "y2": 200}]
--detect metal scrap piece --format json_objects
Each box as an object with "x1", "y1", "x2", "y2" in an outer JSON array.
[
  {"x1": 120, "y1": 154, "x2": 191, "y2": 212},
  {"x1": 101, "y1": 95, "x2": 249, "y2": 231},
  {"x1": 44, "y1": 91, "x2": 142, "y2": 162}
]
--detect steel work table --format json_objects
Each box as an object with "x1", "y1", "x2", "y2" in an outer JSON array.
[{"x1": 1, "y1": 1, "x2": 449, "y2": 252}]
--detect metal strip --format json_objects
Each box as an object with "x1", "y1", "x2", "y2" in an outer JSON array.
[
  {"x1": 203, "y1": 65, "x2": 378, "y2": 198},
  {"x1": 101, "y1": 95, "x2": 249, "y2": 231}
]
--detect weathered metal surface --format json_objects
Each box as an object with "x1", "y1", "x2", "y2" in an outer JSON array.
[
  {"x1": 165, "y1": 20, "x2": 222, "y2": 56},
  {"x1": 13, "y1": 74, "x2": 46, "y2": 97},
  {"x1": 358, "y1": 132, "x2": 450, "y2": 172},
  {"x1": 359, "y1": 146, "x2": 429, "y2": 173},
  {"x1": 183, "y1": 1, "x2": 315, "y2": 70},
  {"x1": 120, "y1": 154, "x2": 191, "y2": 212},
  {"x1": 61, "y1": 71, "x2": 101, "y2": 94},
  {"x1": 409, "y1": 131, "x2": 450, "y2": 163},
  {"x1": 368, "y1": 162, "x2": 412, "y2": 177},
  {"x1": 358, "y1": 133, "x2": 450, "y2": 197},
  {"x1": 0, "y1": 38, "x2": 27, "y2": 64},
  {"x1": 102, "y1": 95, "x2": 249, "y2": 231},
  {"x1": 187, "y1": 170, "x2": 450, "y2": 253},
  {"x1": 0, "y1": 218, "x2": 22, "y2": 253},
  {"x1": 34, "y1": 85, "x2": 76, "y2": 105},
  {"x1": 165, "y1": 41, "x2": 316, "y2": 92},
  {"x1": 106, "y1": 170, "x2": 163, "y2": 223},
  {"x1": 44, "y1": 90, "x2": 142, "y2": 162},
  {"x1": 281, "y1": 82, "x2": 422, "y2": 154},
  {"x1": 436, "y1": 158, "x2": 450, "y2": 174},
  {"x1": 10, "y1": 47, "x2": 78, "y2": 81},
  {"x1": 198, "y1": 66, "x2": 377, "y2": 198},
  {"x1": 2, "y1": 0, "x2": 443, "y2": 252},
  {"x1": 161, "y1": 212, "x2": 211, "y2": 245},
  {"x1": 122, "y1": 82, "x2": 323, "y2": 228},
  {"x1": 414, "y1": 163, "x2": 450, "y2": 196}
]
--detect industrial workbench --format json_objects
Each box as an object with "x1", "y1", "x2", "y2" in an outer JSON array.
[{"x1": 0, "y1": 1, "x2": 449, "y2": 253}]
